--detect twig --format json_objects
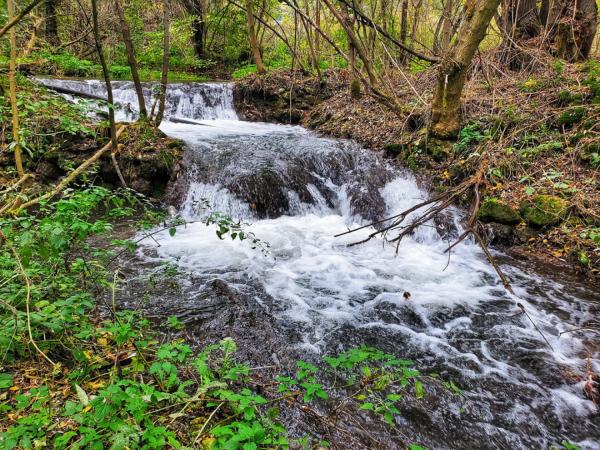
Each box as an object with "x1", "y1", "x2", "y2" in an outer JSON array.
[
  {"x1": 193, "y1": 401, "x2": 224, "y2": 445},
  {"x1": 0, "y1": 230, "x2": 56, "y2": 366},
  {"x1": 517, "y1": 302, "x2": 554, "y2": 351}
]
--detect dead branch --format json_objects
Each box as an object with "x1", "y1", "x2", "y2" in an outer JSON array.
[
  {"x1": 7, "y1": 125, "x2": 128, "y2": 215},
  {"x1": 337, "y1": 156, "x2": 517, "y2": 295}
]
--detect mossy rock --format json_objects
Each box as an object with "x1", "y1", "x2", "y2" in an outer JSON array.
[
  {"x1": 519, "y1": 195, "x2": 569, "y2": 227},
  {"x1": 478, "y1": 198, "x2": 521, "y2": 225},
  {"x1": 426, "y1": 138, "x2": 454, "y2": 161}
]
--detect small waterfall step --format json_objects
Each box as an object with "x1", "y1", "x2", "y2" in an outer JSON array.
[{"x1": 34, "y1": 78, "x2": 238, "y2": 122}]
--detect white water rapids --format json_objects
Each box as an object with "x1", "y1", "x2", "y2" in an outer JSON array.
[{"x1": 41, "y1": 79, "x2": 600, "y2": 448}]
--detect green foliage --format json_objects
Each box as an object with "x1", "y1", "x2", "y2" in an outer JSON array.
[
  {"x1": 0, "y1": 77, "x2": 95, "y2": 164},
  {"x1": 42, "y1": 52, "x2": 98, "y2": 77},
  {"x1": 582, "y1": 60, "x2": 600, "y2": 104},
  {"x1": 232, "y1": 64, "x2": 258, "y2": 79},
  {"x1": 453, "y1": 121, "x2": 492, "y2": 154},
  {"x1": 0, "y1": 187, "x2": 137, "y2": 362}
]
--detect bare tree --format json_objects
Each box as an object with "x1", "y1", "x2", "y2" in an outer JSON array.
[
  {"x1": 91, "y1": 0, "x2": 127, "y2": 187},
  {"x1": 7, "y1": 0, "x2": 24, "y2": 177},
  {"x1": 155, "y1": 0, "x2": 171, "y2": 126},
  {"x1": 114, "y1": 0, "x2": 147, "y2": 118}
]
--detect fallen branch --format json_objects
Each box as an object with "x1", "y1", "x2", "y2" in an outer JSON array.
[
  {"x1": 337, "y1": 157, "x2": 516, "y2": 295},
  {"x1": 8, "y1": 125, "x2": 127, "y2": 215}
]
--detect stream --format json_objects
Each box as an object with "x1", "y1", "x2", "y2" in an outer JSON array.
[{"x1": 40, "y1": 78, "x2": 600, "y2": 449}]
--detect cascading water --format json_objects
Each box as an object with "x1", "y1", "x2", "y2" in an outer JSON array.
[
  {"x1": 45, "y1": 78, "x2": 600, "y2": 449},
  {"x1": 36, "y1": 78, "x2": 238, "y2": 121}
]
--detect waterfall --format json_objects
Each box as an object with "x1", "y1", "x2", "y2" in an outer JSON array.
[{"x1": 35, "y1": 78, "x2": 238, "y2": 121}]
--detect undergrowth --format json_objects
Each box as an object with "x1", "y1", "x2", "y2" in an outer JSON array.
[{"x1": 0, "y1": 186, "x2": 438, "y2": 449}]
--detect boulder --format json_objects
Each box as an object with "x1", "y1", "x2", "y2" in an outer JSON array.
[
  {"x1": 478, "y1": 197, "x2": 521, "y2": 225},
  {"x1": 520, "y1": 195, "x2": 569, "y2": 227}
]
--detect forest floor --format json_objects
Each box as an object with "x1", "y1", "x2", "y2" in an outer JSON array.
[{"x1": 234, "y1": 57, "x2": 600, "y2": 278}]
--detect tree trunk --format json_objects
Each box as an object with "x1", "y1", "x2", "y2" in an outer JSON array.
[
  {"x1": 545, "y1": 0, "x2": 598, "y2": 62},
  {"x1": 181, "y1": 0, "x2": 206, "y2": 59},
  {"x1": 45, "y1": 0, "x2": 60, "y2": 47},
  {"x1": 245, "y1": 0, "x2": 265, "y2": 73},
  {"x1": 430, "y1": 0, "x2": 502, "y2": 139},
  {"x1": 500, "y1": 0, "x2": 541, "y2": 40},
  {"x1": 7, "y1": 0, "x2": 24, "y2": 177},
  {"x1": 156, "y1": 0, "x2": 170, "y2": 126},
  {"x1": 114, "y1": 0, "x2": 147, "y2": 118},
  {"x1": 498, "y1": 0, "x2": 541, "y2": 68},
  {"x1": 91, "y1": 0, "x2": 126, "y2": 187},
  {"x1": 399, "y1": 0, "x2": 409, "y2": 63}
]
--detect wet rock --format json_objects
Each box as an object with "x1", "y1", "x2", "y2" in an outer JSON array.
[
  {"x1": 384, "y1": 143, "x2": 403, "y2": 159},
  {"x1": 478, "y1": 197, "x2": 521, "y2": 225},
  {"x1": 227, "y1": 168, "x2": 291, "y2": 218},
  {"x1": 519, "y1": 195, "x2": 569, "y2": 227},
  {"x1": 483, "y1": 222, "x2": 520, "y2": 246}
]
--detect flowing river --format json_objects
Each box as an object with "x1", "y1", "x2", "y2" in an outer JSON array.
[{"x1": 39, "y1": 78, "x2": 600, "y2": 449}]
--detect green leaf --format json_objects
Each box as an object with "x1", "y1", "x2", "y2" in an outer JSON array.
[
  {"x1": 0, "y1": 373, "x2": 13, "y2": 389},
  {"x1": 360, "y1": 402, "x2": 374, "y2": 410},
  {"x1": 414, "y1": 381, "x2": 424, "y2": 399},
  {"x1": 168, "y1": 227, "x2": 177, "y2": 237},
  {"x1": 75, "y1": 383, "x2": 89, "y2": 405}
]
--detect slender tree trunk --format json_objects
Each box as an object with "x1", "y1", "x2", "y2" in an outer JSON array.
[
  {"x1": 245, "y1": 0, "x2": 265, "y2": 73},
  {"x1": 7, "y1": 0, "x2": 24, "y2": 177},
  {"x1": 91, "y1": 0, "x2": 126, "y2": 186},
  {"x1": 156, "y1": 0, "x2": 170, "y2": 126},
  {"x1": 315, "y1": 0, "x2": 320, "y2": 56},
  {"x1": 45, "y1": 0, "x2": 60, "y2": 47},
  {"x1": 321, "y1": 0, "x2": 378, "y2": 85},
  {"x1": 399, "y1": 0, "x2": 409, "y2": 63},
  {"x1": 430, "y1": 0, "x2": 502, "y2": 139},
  {"x1": 545, "y1": 0, "x2": 598, "y2": 62},
  {"x1": 114, "y1": 0, "x2": 147, "y2": 118},
  {"x1": 180, "y1": 0, "x2": 206, "y2": 59}
]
